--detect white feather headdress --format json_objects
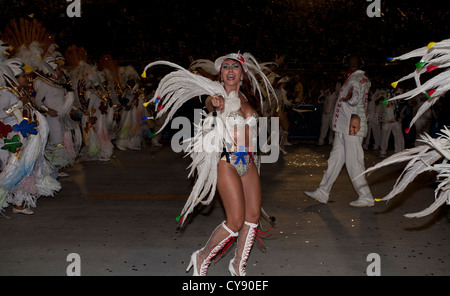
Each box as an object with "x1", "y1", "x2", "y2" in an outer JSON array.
[
  {"x1": 188, "y1": 52, "x2": 279, "y2": 111},
  {"x1": 214, "y1": 52, "x2": 278, "y2": 110}
]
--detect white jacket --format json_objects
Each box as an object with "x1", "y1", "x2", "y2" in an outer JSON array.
[{"x1": 332, "y1": 70, "x2": 371, "y2": 137}]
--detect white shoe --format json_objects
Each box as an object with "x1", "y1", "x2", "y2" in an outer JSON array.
[
  {"x1": 186, "y1": 250, "x2": 201, "y2": 276},
  {"x1": 12, "y1": 207, "x2": 34, "y2": 215},
  {"x1": 304, "y1": 190, "x2": 328, "y2": 204},
  {"x1": 284, "y1": 140, "x2": 293, "y2": 146},
  {"x1": 280, "y1": 147, "x2": 287, "y2": 155},
  {"x1": 349, "y1": 198, "x2": 375, "y2": 207},
  {"x1": 228, "y1": 260, "x2": 238, "y2": 276}
]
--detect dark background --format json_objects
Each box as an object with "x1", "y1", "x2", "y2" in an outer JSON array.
[{"x1": 2, "y1": 0, "x2": 449, "y2": 72}]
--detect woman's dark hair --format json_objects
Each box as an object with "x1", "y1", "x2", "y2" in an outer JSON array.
[{"x1": 240, "y1": 74, "x2": 263, "y2": 116}]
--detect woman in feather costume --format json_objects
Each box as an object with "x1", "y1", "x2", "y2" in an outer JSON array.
[
  {"x1": 142, "y1": 52, "x2": 277, "y2": 276},
  {"x1": 364, "y1": 39, "x2": 450, "y2": 218}
]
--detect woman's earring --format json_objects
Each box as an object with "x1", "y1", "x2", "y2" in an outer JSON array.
[
  {"x1": 240, "y1": 78, "x2": 243, "y2": 86},
  {"x1": 221, "y1": 79, "x2": 224, "y2": 86}
]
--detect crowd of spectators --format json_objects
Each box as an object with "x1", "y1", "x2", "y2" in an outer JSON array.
[
  {"x1": 2, "y1": 0, "x2": 449, "y2": 134},
  {"x1": 105, "y1": 0, "x2": 449, "y2": 69}
]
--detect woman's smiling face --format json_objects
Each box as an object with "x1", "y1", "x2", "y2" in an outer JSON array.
[{"x1": 220, "y1": 58, "x2": 243, "y2": 88}]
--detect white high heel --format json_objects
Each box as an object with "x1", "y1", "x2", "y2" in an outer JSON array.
[
  {"x1": 228, "y1": 259, "x2": 238, "y2": 276},
  {"x1": 186, "y1": 250, "x2": 201, "y2": 276},
  {"x1": 228, "y1": 221, "x2": 258, "y2": 276},
  {"x1": 186, "y1": 221, "x2": 238, "y2": 276}
]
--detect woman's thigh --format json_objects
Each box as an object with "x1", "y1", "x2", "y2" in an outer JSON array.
[
  {"x1": 241, "y1": 163, "x2": 262, "y2": 223},
  {"x1": 217, "y1": 160, "x2": 245, "y2": 231}
]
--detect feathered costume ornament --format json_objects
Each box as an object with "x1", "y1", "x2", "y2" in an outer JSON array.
[
  {"x1": 2, "y1": 18, "x2": 57, "y2": 78},
  {"x1": 3, "y1": 18, "x2": 80, "y2": 169},
  {"x1": 364, "y1": 39, "x2": 450, "y2": 218},
  {"x1": 142, "y1": 52, "x2": 278, "y2": 225},
  {"x1": 0, "y1": 19, "x2": 63, "y2": 210},
  {"x1": 0, "y1": 61, "x2": 60, "y2": 210}
]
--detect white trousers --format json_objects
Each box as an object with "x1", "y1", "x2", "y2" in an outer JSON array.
[
  {"x1": 318, "y1": 113, "x2": 334, "y2": 144},
  {"x1": 363, "y1": 119, "x2": 381, "y2": 149},
  {"x1": 380, "y1": 121, "x2": 404, "y2": 155},
  {"x1": 316, "y1": 132, "x2": 373, "y2": 201}
]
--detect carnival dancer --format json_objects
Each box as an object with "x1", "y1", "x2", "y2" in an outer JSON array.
[
  {"x1": 116, "y1": 66, "x2": 149, "y2": 150},
  {"x1": 79, "y1": 69, "x2": 114, "y2": 161},
  {"x1": 304, "y1": 55, "x2": 375, "y2": 207},
  {"x1": 364, "y1": 39, "x2": 450, "y2": 218},
  {"x1": 363, "y1": 88, "x2": 382, "y2": 150},
  {"x1": 379, "y1": 89, "x2": 405, "y2": 158},
  {"x1": 44, "y1": 47, "x2": 83, "y2": 158},
  {"x1": 97, "y1": 54, "x2": 123, "y2": 137},
  {"x1": 0, "y1": 59, "x2": 60, "y2": 214},
  {"x1": 142, "y1": 52, "x2": 278, "y2": 276},
  {"x1": 34, "y1": 57, "x2": 75, "y2": 174},
  {"x1": 2, "y1": 18, "x2": 76, "y2": 176},
  {"x1": 318, "y1": 81, "x2": 341, "y2": 146}
]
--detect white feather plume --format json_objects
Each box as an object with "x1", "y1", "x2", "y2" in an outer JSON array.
[
  {"x1": 369, "y1": 39, "x2": 450, "y2": 217},
  {"x1": 363, "y1": 127, "x2": 450, "y2": 218},
  {"x1": 388, "y1": 39, "x2": 450, "y2": 128}
]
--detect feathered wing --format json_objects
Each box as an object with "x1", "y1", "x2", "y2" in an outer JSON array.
[
  {"x1": 142, "y1": 61, "x2": 239, "y2": 225},
  {"x1": 363, "y1": 39, "x2": 450, "y2": 217},
  {"x1": 143, "y1": 61, "x2": 228, "y2": 129},
  {"x1": 403, "y1": 128, "x2": 450, "y2": 218},
  {"x1": 388, "y1": 39, "x2": 450, "y2": 128},
  {"x1": 362, "y1": 128, "x2": 450, "y2": 217},
  {"x1": 241, "y1": 53, "x2": 278, "y2": 111}
]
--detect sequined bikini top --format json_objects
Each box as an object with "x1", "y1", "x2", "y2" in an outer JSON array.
[
  {"x1": 226, "y1": 111, "x2": 257, "y2": 128},
  {"x1": 225, "y1": 111, "x2": 258, "y2": 152},
  {"x1": 222, "y1": 92, "x2": 259, "y2": 152}
]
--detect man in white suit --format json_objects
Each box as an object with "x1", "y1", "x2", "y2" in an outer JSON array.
[{"x1": 304, "y1": 56, "x2": 374, "y2": 207}]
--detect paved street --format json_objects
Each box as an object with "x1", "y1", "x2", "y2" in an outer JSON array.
[{"x1": 1, "y1": 141, "x2": 449, "y2": 276}]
